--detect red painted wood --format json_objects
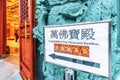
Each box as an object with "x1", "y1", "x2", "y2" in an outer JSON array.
[
  {"x1": 0, "y1": 0, "x2": 6, "y2": 56},
  {"x1": 19, "y1": 0, "x2": 36, "y2": 80}
]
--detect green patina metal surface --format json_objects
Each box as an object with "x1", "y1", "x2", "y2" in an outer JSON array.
[{"x1": 33, "y1": 0, "x2": 119, "y2": 80}]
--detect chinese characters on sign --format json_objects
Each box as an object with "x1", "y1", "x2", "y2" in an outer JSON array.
[
  {"x1": 44, "y1": 20, "x2": 110, "y2": 77},
  {"x1": 50, "y1": 28, "x2": 95, "y2": 40},
  {"x1": 54, "y1": 43, "x2": 89, "y2": 57}
]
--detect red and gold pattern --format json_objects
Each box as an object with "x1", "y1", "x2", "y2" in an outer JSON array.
[{"x1": 54, "y1": 44, "x2": 89, "y2": 57}]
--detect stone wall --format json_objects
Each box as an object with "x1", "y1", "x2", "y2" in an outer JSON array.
[{"x1": 33, "y1": 0, "x2": 119, "y2": 80}]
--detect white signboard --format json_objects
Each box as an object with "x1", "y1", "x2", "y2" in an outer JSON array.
[{"x1": 44, "y1": 20, "x2": 111, "y2": 77}]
